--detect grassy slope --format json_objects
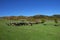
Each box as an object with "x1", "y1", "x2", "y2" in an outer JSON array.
[{"x1": 0, "y1": 20, "x2": 60, "y2": 40}]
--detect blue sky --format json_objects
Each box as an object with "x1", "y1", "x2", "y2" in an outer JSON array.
[{"x1": 0, "y1": 0, "x2": 60, "y2": 16}]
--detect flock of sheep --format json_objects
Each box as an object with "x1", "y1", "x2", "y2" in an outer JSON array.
[{"x1": 6, "y1": 21, "x2": 41, "y2": 26}]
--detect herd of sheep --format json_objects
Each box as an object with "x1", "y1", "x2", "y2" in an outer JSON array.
[{"x1": 6, "y1": 21, "x2": 41, "y2": 26}]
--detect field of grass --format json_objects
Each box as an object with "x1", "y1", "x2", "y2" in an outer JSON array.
[{"x1": 0, "y1": 20, "x2": 60, "y2": 40}]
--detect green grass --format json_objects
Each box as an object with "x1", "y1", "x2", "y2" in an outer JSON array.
[{"x1": 0, "y1": 20, "x2": 60, "y2": 40}]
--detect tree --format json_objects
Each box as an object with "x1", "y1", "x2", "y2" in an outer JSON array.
[
  {"x1": 54, "y1": 19, "x2": 58, "y2": 23},
  {"x1": 41, "y1": 18, "x2": 45, "y2": 24},
  {"x1": 54, "y1": 18, "x2": 58, "y2": 26}
]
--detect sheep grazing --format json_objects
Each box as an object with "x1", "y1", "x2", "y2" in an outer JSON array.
[{"x1": 6, "y1": 21, "x2": 41, "y2": 26}]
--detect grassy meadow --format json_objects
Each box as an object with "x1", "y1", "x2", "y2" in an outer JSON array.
[{"x1": 0, "y1": 20, "x2": 60, "y2": 40}]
